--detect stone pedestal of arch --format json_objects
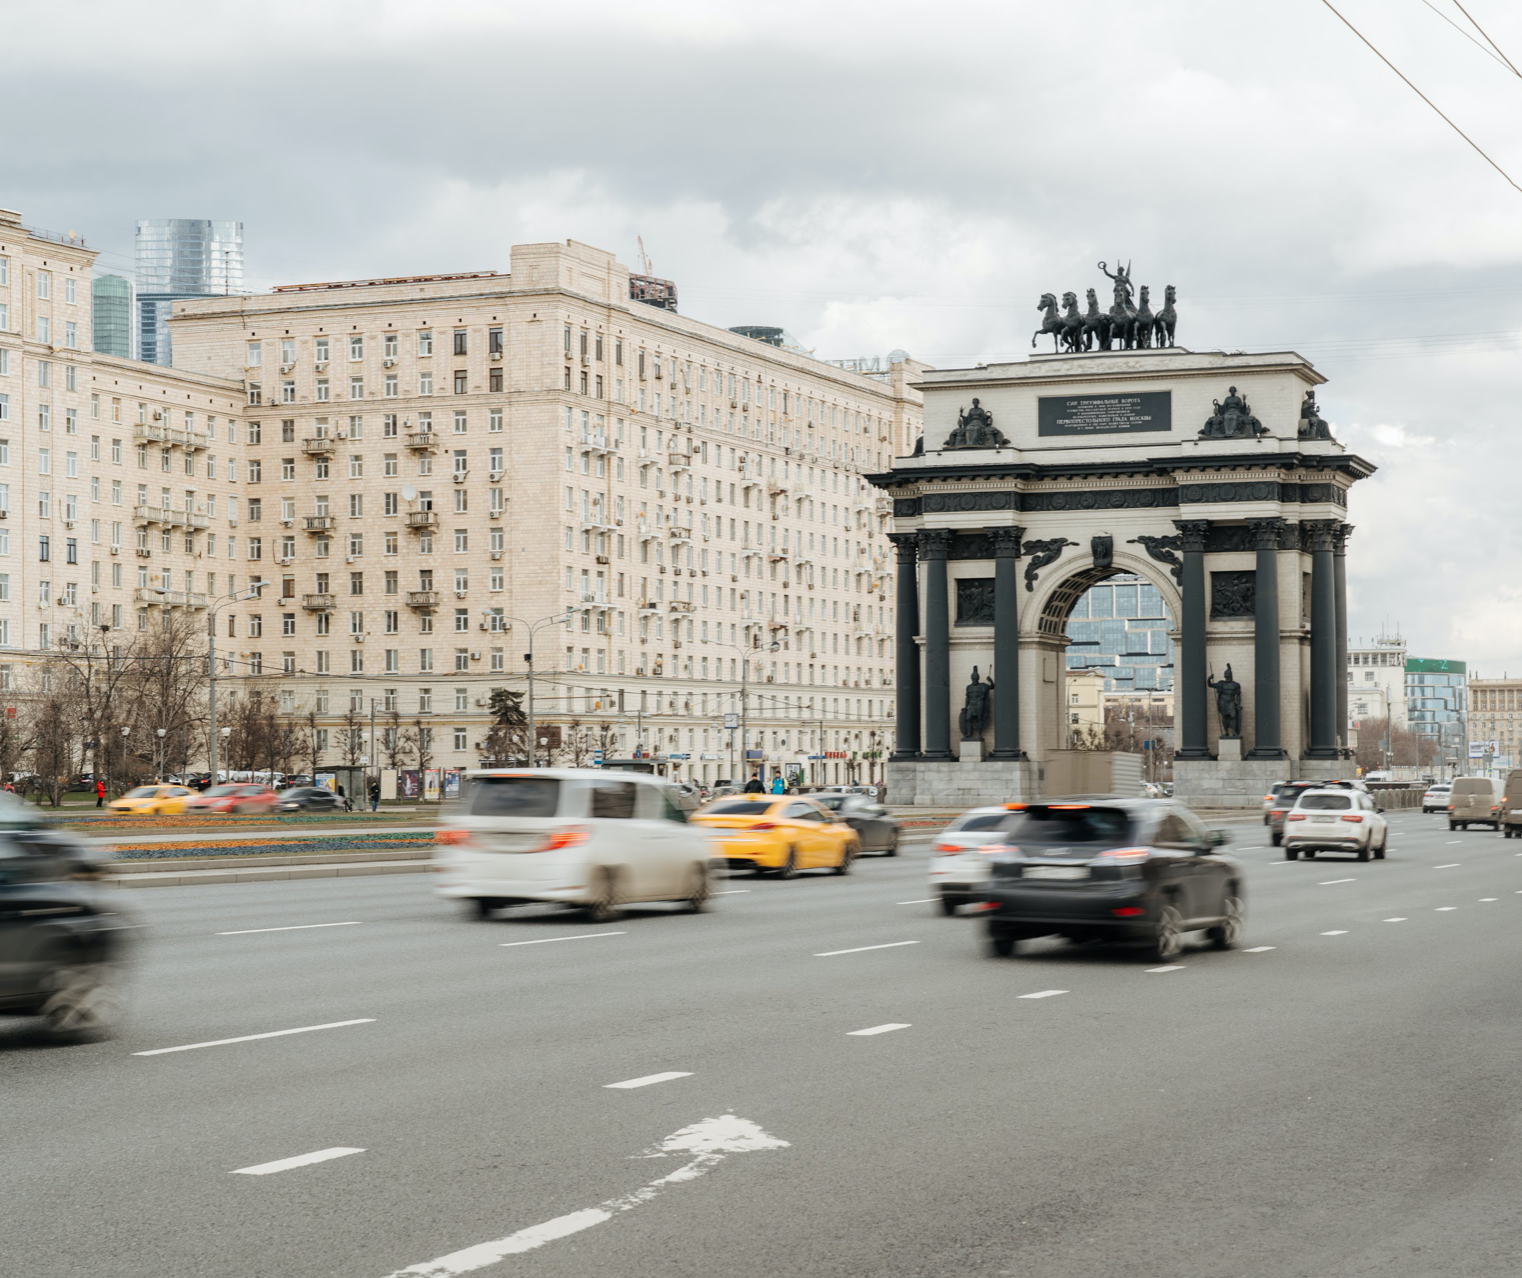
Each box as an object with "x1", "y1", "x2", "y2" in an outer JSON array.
[{"x1": 868, "y1": 346, "x2": 1374, "y2": 809}]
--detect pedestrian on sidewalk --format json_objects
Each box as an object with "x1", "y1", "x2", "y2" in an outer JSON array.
[
  {"x1": 95, "y1": 778, "x2": 106, "y2": 808},
  {"x1": 369, "y1": 780, "x2": 380, "y2": 812}
]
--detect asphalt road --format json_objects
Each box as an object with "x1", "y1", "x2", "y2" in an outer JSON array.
[{"x1": 6, "y1": 808, "x2": 1522, "y2": 1277}]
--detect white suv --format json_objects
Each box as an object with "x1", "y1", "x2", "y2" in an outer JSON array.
[
  {"x1": 1421, "y1": 783, "x2": 1451, "y2": 814},
  {"x1": 1283, "y1": 788, "x2": 1388, "y2": 862},
  {"x1": 930, "y1": 806, "x2": 1016, "y2": 915},
  {"x1": 434, "y1": 769, "x2": 719, "y2": 920}
]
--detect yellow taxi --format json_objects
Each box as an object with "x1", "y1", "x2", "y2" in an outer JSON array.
[
  {"x1": 690, "y1": 795, "x2": 860, "y2": 877},
  {"x1": 107, "y1": 784, "x2": 195, "y2": 816}
]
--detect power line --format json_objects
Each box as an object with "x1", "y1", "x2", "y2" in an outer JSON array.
[
  {"x1": 1320, "y1": 0, "x2": 1522, "y2": 195},
  {"x1": 1452, "y1": 1, "x2": 1522, "y2": 77},
  {"x1": 1420, "y1": 0, "x2": 1513, "y2": 70}
]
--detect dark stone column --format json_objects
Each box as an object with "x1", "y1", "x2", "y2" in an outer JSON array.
[
  {"x1": 1174, "y1": 519, "x2": 1212, "y2": 759},
  {"x1": 919, "y1": 529, "x2": 955, "y2": 761},
  {"x1": 1333, "y1": 524, "x2": 1352, "y2": 756},
  {"x1": 988, "y1": 526, "x2": 1025, "y2": 759},
  {"x1": 1306, "y1": 520, "x2": 1339, "y2": 758},
  {"x1": 1246, "y1": 518, "x2": 1285, "y2": 759},
  {"x1": 888, "y1": 533, "x2": 921, "y2": 761}
]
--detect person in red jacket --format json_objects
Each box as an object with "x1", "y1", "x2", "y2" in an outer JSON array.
[{"x1": 95, "y1": 778, "x2": 106, "y2": 808}]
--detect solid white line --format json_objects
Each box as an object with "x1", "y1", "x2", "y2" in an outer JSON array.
[
  {"x1": 1145, "y1": 965, "x2": 1186, "y2": 973},
  {"x1": 1434, "y1": 863, "x2": 1460, "y2": 869},
  {"x1": 1435, "y1": 907, "x2": 1457, "y2": 912},
  {"x1": 1243, "y1": 946, "x2": 1276, "y2": 953},
  {"x1": 897, "y1": 898, "x2": 937, "y2": 904},
  {"x1": 1017, "y1": 989, "x2": 1068, "y2": 999},
  {"x1": 1319, "y1": 878, "x2": 1356, "y2": 885},
  {"x1": 1384, "y1": 917, "x2": 1407, "y2": 922},
  {"x1": 500, "y1": 932, "x2": 627, "y2": 947},
  {"x1": 814, "y1": 941, "x2": 920, "y2": 957},
  {"x1": 217, "y1": 922, "x2": 363, "y2": 936},
  {"x1": 604, "y1": 1071, "x2": 692, "y2": 1090},
  {"x1": 847, "y1": 1023, "x2": 911, "y2": 1036},
  {"x1": 134, "y1": 1019, "x2": 375, "y2": 1056},
  {"x1": 232, "y1": 1146, "x2": 364, "y2": 1176},
  {"x1": 1321, "y1": 930, "x2": 1349, "y2": 936}
]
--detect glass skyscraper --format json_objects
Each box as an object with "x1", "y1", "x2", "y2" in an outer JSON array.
[
  {"x1": 91, "y1": 274, "x2": 133, "y2": 358},
  {"x1": 1406, "y1": 657, "x2": 1467, "y2": 769},
  {"x1": 1065, "y1": 574, "x2": 1175, "y2": 691},
  {"x1": 134, "y1": 219, "x2": 243, "y2": 365}
]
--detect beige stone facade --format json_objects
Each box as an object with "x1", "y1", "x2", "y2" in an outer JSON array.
[
  {"x1": 0, "y1": 214, "x2": 923, "y2": 786},
  {"x1": 1469, "y1": 677, "x2": 1522, "y2": 767}
]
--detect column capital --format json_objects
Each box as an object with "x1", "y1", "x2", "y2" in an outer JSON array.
[
  {"x1": 1331, "y1": 523, "x2": 1354, "y2": 554},
  {"x1": 987, "y1": 526, "x2": 1025, "y2": 557},
  {"x1": 1172, "y1": 519, "x2": 1211, "y2": 553},
  {"x1": 887, "y1": 531, "x2": 919, "y2": 564},
  {"x1": 1303, "y1": 519, "x2": 1338, "y2": 552},
  {"x1": 1247, "y1": 517, "x2": 1286, "y2": 551},
  {"x1": 917, "y1": 528, "x2": 955, "y2": 561}
]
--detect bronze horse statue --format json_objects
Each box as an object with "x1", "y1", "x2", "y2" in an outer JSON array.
[
  {"x1": 1081, "y1": 287, "x2": 1111, "y2": 351},
  {"x1": 1058, "y1": 291, "x2": 1084, "y2": 352},
  {"x1": 1152, "y1": 284, "x2": 1178, "y2": 347},
  {"x1": 1133, "y1": 284, "x2": 1155, "y2": 350},
  {"x1": 1033, "y1": 293, "x2": 1064, "y2": 352}
]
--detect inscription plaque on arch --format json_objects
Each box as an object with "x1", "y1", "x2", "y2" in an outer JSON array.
[{"x1": 1038, "y1": 391, "x2": 1172, "y2": 437}]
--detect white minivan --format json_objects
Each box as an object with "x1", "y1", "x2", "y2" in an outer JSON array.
[{"x1": 434, "y1": 769, "x2": 719, "y2": 920}]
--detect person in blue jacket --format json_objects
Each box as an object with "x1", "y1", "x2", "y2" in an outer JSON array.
[{"x1": 771, "y1": 774, "x2": 785, "y2": 795}]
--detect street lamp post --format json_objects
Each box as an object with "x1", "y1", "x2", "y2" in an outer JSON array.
[
  {"x1": 704, "y1": 637, "x2": 780, "y2": 785},
  {"x1": 155, "y1": 727, "x2": 167, "y2": 782},
  {"x1": 504, "y1": 611, "x2": 570, "y2": 770},
  {"x1": 192, "y1": 584, "x2": 263, "y2": 786},
  {"x1": 120, "y1": 725, "x2": 131, "y2": 792}
]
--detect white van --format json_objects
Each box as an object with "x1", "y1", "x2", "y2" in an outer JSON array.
[{"x1": 434, "y1": 769, "x2": 719, "y2": 920}]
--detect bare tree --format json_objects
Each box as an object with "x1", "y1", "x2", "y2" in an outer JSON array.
[
  {"x1": 412, "y1": 719, "x2": 433, "y2": 773},
  {"x1": 557, "y1": 719, "x2": 593, "y2": 767},
  {"x1": 301, "y1": 708, "x2": 324, "y2": 779},
  {"x1": 383, "y1": 709, "x2": 406, "y2": 769},
  {"x1": 337, "y1": 710, "x2": 366, "y2": 770}
]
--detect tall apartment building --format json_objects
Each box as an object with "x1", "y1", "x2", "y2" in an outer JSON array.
[
  {"x1": 0, "y1": 215, "x2": 923, "y2": 787},
  {"x1": 1468, "y1": 676, "x2": 1521, "y2": 772},
  {"x1": 135, "y1": 218, "x2": 243, "y2": 366}
]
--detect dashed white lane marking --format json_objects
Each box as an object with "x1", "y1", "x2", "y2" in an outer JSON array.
[
  {"x1": 500, "y1": 932, "x2": 627, "y2": 947},
  {"x1": 1319, "y1": 879, "x2": 1356, "y2": 885},
  {"x1": 1446, "y1": 840, "x2": 1462, "y2": 845},
  {"x1": 1435, "y1": 907, "x2": 1457, "y2": 912},
  {"x1": 1480, "y1": 898, "x2": 1498, "y2": 902},
  {"x1": 712, "y1": 890, "x2": 750, "y2": 895},
  {"x1": 1435, "y1": 863, "x2": 1460, "y2": 869},
  {"x1": 1017, "y1": 989, "x2": 1068, "y2": 999},
  {"x1": 134, "y1": 1019, "x2": 375, "y2": 1057},
  {"x1": 1241, "y1": 846, "x2": 1265, "y2": 850},
  {"x1": 232, "y1": 1147, "x2": 364, "y2": 1176},
  {"x1": 1384, "y1": 917, "x2": 1408, "y2": 922},
  {"x1": 604, "y1": 1072, "x2": 692, "y2": 1090},
  {"x1": 814, "y1": 941, "x2": 920, "y2": 957},
  {"x1": 1145, "y1": 965, "x2": 1186, "y2": 973},
  {"x1": 897, "y1": 898, "x2": 937, "y2": 904},
  {"x1": 217, "y1": 922, "x2": 363, "y2": 936},
  {"x1": 1244, "y1": 946, "x2": 1276, "y2": 953},
  {"x1": 847, "y1": 1023, "x2": 911, "y2": 1036},
  {"x1": 1321, "y1": 930, "x2": 1349, "y2": 936}
]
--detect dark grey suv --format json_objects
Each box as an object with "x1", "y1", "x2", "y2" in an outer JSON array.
[{"x1": 982, "y1": 800, "x2": 1242, "y2": 963}]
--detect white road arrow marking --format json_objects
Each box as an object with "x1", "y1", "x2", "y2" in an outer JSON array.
[{"x1": 379, "y1": 1115, "x2": 789, "y2": 1277}]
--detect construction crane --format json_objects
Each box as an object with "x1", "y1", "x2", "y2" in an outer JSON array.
[{"x1": 637, "y1": 236, "x2": 653, "y2": 276}]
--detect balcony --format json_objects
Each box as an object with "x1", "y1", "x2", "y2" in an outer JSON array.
[
  {"x1": 405, "y1": 432, "x2": 438, "y2": 452},
  {"x1": 406, "y1": 510, "x2": 438, "y2": 531},
  {"x1": 302, "y1": 437, "x2": 335, "y2": 457},
  {"x1": 132, "y1": 505, "x2": 208, "y2": 530},
  {"x1": 303, "y1": 515, "x2": 334, "y2": 533},
  {"x1": 133, "y1": 424, "x2": 208, "y2": 452},
  {"x1": 134, "y1": 588, "x2": 208, "y2": 609},
  {"x1": 406, "y1": 590, "x2": 438, "y2": 610},
  {"x1": 301, "y1": 593, "x2": 335, "y2": 612},
  {"x1": 669, "y1": 453, "x2": 692, "y2": 473},
  {"x1": 669, "y1": 526, "x2": 693, "y2": 544}
]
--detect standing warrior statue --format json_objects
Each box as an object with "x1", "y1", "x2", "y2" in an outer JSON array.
[{"x1": 958, "y1": 667, "x2": 995, "y2": 741}]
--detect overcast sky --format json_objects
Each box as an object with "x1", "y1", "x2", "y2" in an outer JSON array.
[{"x1": 10, "y1": 1, "x2": 1522, "y2": 674}]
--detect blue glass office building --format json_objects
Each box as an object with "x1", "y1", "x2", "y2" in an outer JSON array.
[
  {"x1": 135, "y1": 219, "x2": 243, "y2": 365},
  {"x1": 1065, "y1": 574, "x2": 1174, "y2": 691},
  {"x1": 91, "y1": 274, "x2": 132, "y2": 358}
]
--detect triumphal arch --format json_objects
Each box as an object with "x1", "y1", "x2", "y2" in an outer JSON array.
[{"x1": 869, "y1": 310, "x2": 1373, "y2": 807}]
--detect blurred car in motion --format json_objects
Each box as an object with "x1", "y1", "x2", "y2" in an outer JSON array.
[
  {"x1": 0, "y1": 807, "x2": 132, "y2": 1038},
  {"x1": 1447, "y1": 777, "x2": 1500, "y2": 831},
  {"x1": 689, "y1": 795, "x2": 860, "y2": 877},
  {"x1": 183, "y1": 783, "x2": 279, "y2": 815},
  {"x1": 1263, "y1": 780, "x2": 1321, "y2": 847},
  {"x1": 434, "y1": 769, "x2": 718, "y2": 920},
  {"x1": 981, "y1": 800, "x2": 1241, "y2": 962},
  {"x1": 275, "y1": 785, "x2": 347, "y2": 813},
  {"x1": 1500, "y1": 770, "x2": 1522, "y2": 839},
  {"x1": 107, "y1": 784, "x2": 195, "y2": 816},
  {"x1": 811, "y1": 793, "x2": 900, "y2": 855},
  {"x1": 1421, "y1": 782, "x2": 1451, "y2": 814},
  {"x1": 1282, "y1": 787, "x2": 1387, "y2": 860},
  {"x1": 930, "y1": 806, "x2": 1020, "y2": 915}
]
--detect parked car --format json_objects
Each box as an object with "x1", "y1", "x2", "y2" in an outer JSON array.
[
  {"x1": 0, "y1": 808, "x2": 134, "y2": 1038},
  {"x1": 1448, "y1": 776, "x2": 1501, "y2": 830},
  {"x1": 1421, "y1": 782, "x2": 1452, "y2": 814},
  {"x1": 811, "y1": 793, "x2": 900, "y2": 855},
  {"x1": 107, "y1": 784, "x2": 195, "y2": 816},
  {"x1": 183, "y1": 783, "x2": 279, "y2": 815},
  {"x1": 275, "y1": 785, "x2": 347, "y2": 813},
  {"x1": 690, "y1": 795, "x2": 860, "y2": 877},
  {"x1": 981, "y1": 800, "x2": 1241, "y2": 962},
  {"x1": 1283, "y1": 787, "x2": 1387, "y2": 860},
  {"x1": 434, "y1": 769, "x2": 719, "y2": 919},
  {"x1": 930, "y1": 805, "x2": 1021, "y2": 915},
  {"x1": 1499, "y1": 770, "x2": 1522, "y2": 839},
  {"x1": 1263, "y1": 781, "x2": 1321, "y2": 846}
]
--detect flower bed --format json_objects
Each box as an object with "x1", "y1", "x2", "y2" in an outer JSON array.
[{"x1": 111, "y1": 832, "x2": 435, "y2": 860}]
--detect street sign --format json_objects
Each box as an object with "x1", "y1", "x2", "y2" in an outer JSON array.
[
  {"x1": 592, "y1": 750, "x2": 604, "y2": 765},
  {"x1": 667, "y1": 752, "x2": 689, "y2": 760},
  {"x1": 722, "y1": 713, "x2": 739, "y2": 730},
  {"x1": 745, "y1": 749, "x2": 763, "y2": 760}
]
